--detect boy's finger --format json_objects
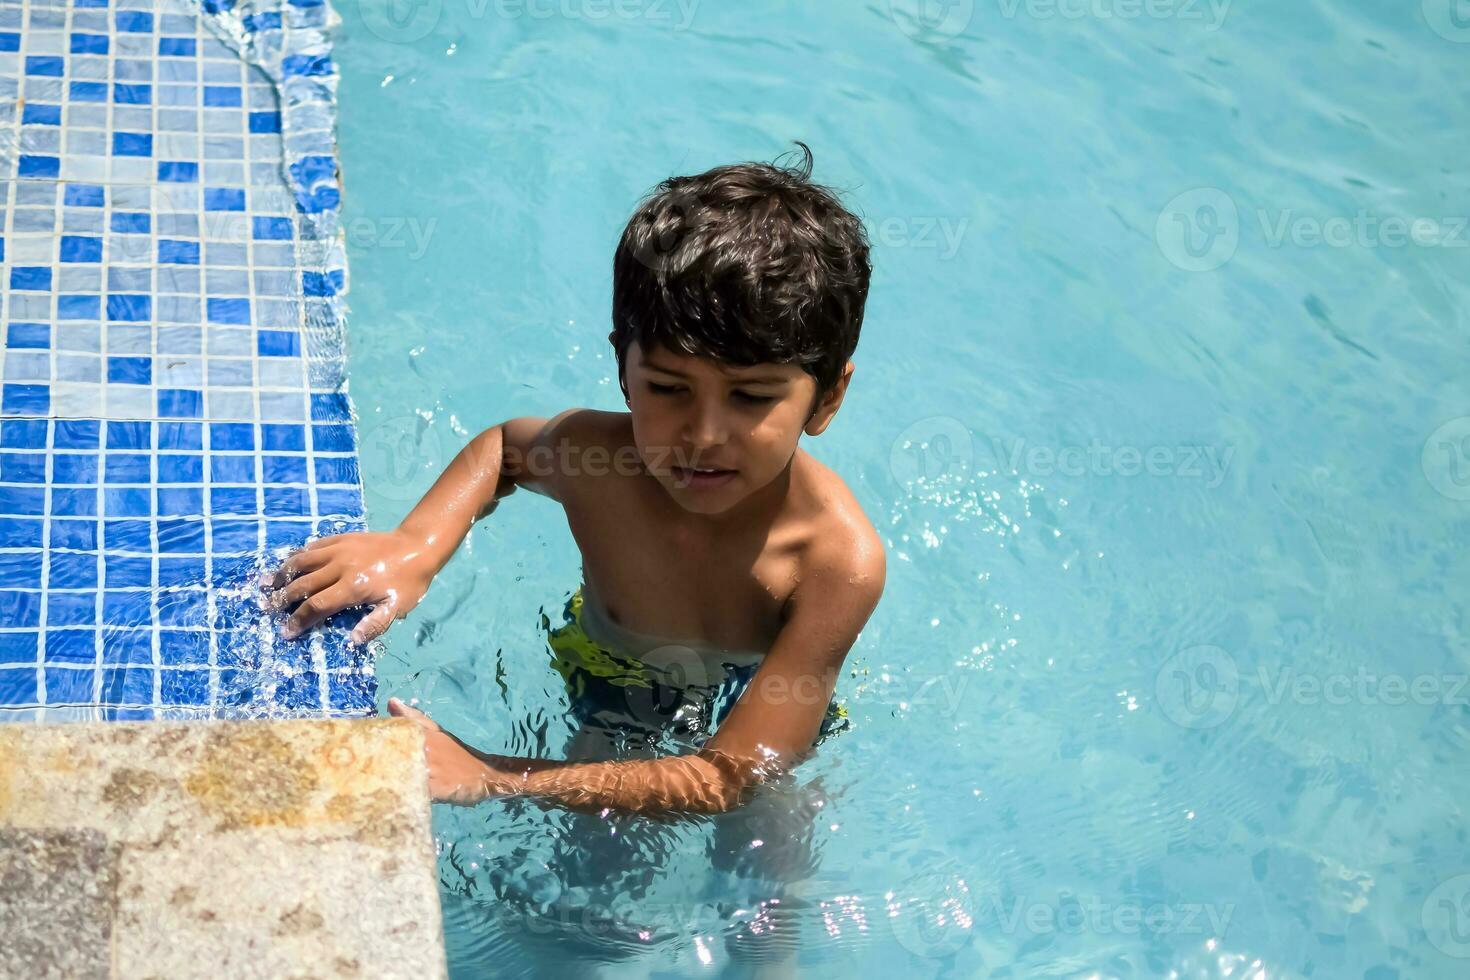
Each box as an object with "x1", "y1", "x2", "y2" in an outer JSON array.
[
  {"x1": 349, "y1": 601, "x2": 398, "y2": 646},
  {"x1": 387, "y1": 697, "x2": 440, "y2": 732},
  {"x1": 266, "y1": 568, "x2": 340, "y2": 611},
  {"x1": 264, "y1": 546, "x2": 336, "y2": 588},
  {"x1": 280, "y1": 583, "x2": 356, "y2": 639}
]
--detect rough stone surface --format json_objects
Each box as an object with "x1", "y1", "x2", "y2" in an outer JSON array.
[
  {"x1": 0, "y1": 828, "x2": 118, "y2": 980},
  {"x1": 0, "y1": 719, "x2": 446, "y2": 979}
]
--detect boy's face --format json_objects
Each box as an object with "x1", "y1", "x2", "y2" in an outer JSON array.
[{"x1": 621, "y1": 340, "x2": 851, "y2": 517}]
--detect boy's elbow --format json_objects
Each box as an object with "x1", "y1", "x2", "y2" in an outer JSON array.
[
  {"x1": 695, "y1": 749, "x2": 787, "y2": 815},
  {"x1": 711, "y1": 773, "x2": 760, "y2": 814}
]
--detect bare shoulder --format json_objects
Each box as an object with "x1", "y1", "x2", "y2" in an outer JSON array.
[
  {"x1": 502, "y1": 409, "x2": 635, "y2": 499},
  {"x1": 555, "y1": 409, "x2": 640, "y2": 478},
  {"x1": 562, "y1": 408, "x2": 635, "y2": 448},
  {"x1": 791, "y1": 451, "x2": 887, "y2": 607}
]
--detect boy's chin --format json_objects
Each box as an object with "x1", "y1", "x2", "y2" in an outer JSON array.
[
  {"x1": 665, "y1": 488, "x2": 738, "y2": 516},
  {"x1": 658, "y1": 476, "x2": 746, "y2": 515}
]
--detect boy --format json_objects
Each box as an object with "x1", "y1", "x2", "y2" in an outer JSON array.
[{"x1": 267, "y1": 144, "x2": 885, "y2": 819}]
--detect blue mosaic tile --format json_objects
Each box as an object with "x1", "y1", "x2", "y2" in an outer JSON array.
[{"x1": 1, "y1": 0, "x2": 367, "y2": 722}]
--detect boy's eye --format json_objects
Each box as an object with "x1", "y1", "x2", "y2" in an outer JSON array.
[{"x1": 644, "y1": 382, "x2": 774, "y2": 403}]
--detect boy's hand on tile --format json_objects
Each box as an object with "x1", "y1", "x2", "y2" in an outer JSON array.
[{"x1": 263, "y1": 530, "x2": 437, "y2": 644}]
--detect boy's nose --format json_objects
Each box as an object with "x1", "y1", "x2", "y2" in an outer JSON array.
[{"x1": 683, "y1": 401, "x2": 729, "y2": 450}]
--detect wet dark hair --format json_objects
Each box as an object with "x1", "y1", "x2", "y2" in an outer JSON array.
[{"x1": 611, "y1": 142, "x2": 871, "y2": 402}]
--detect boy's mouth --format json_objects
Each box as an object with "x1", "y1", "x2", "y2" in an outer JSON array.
[{"x1": 671, "y1": 465, "x2": 739, "y2": 490}]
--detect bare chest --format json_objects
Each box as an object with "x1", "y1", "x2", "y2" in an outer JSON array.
[{"x1": 561, "y1": 483, "x2": 800, "y2": 652}]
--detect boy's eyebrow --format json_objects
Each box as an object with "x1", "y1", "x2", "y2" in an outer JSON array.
[{"x1": 639, "y1": 354, "x2": 792, "y2": 386}]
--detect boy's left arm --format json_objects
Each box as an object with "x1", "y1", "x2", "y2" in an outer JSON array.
[{"x1": 393, "y1": 538, "x2": 885, "y2": 817}]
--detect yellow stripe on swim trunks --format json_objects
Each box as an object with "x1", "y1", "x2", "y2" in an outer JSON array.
[
  {"x1": 545, "y1": 587, "x2": 850, "y2": 727},
  {"x1": 545, "y1": 588, "x2": 655, "y2": 691}
]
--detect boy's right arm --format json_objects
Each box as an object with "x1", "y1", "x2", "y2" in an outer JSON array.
[{"x1": 266, "y1": 412, "x2": 577, "y2": 644}]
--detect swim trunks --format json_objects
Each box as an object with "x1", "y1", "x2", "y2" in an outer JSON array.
[{"x1": 545, "y1": 586, "x2": 850, "y2": 747}]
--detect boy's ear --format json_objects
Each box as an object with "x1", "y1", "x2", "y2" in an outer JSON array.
[{"x1": 803, "y1": 361, "x2": 855, "y2": 437}]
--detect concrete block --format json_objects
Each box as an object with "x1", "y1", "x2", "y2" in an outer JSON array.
[{"x1": 0, "y1": 718, "x2": 446, "y2": 980}]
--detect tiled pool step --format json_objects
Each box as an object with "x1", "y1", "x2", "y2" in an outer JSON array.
[{"x1": 0, "y1": 0, "x2": 371, "y2": 720}]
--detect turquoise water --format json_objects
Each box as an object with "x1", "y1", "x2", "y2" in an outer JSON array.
[{"x1": 333, "y1": 1, "x2": 1470, "y2": 976}]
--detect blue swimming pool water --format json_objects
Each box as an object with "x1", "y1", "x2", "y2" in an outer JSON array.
[{"x1": 333, "y1": 1, "x2": 1470, "y2": 975}]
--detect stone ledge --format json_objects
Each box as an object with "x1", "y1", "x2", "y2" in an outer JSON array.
[{"x1": 0, "y1": 718, "x2": 446, "y2": 980}]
